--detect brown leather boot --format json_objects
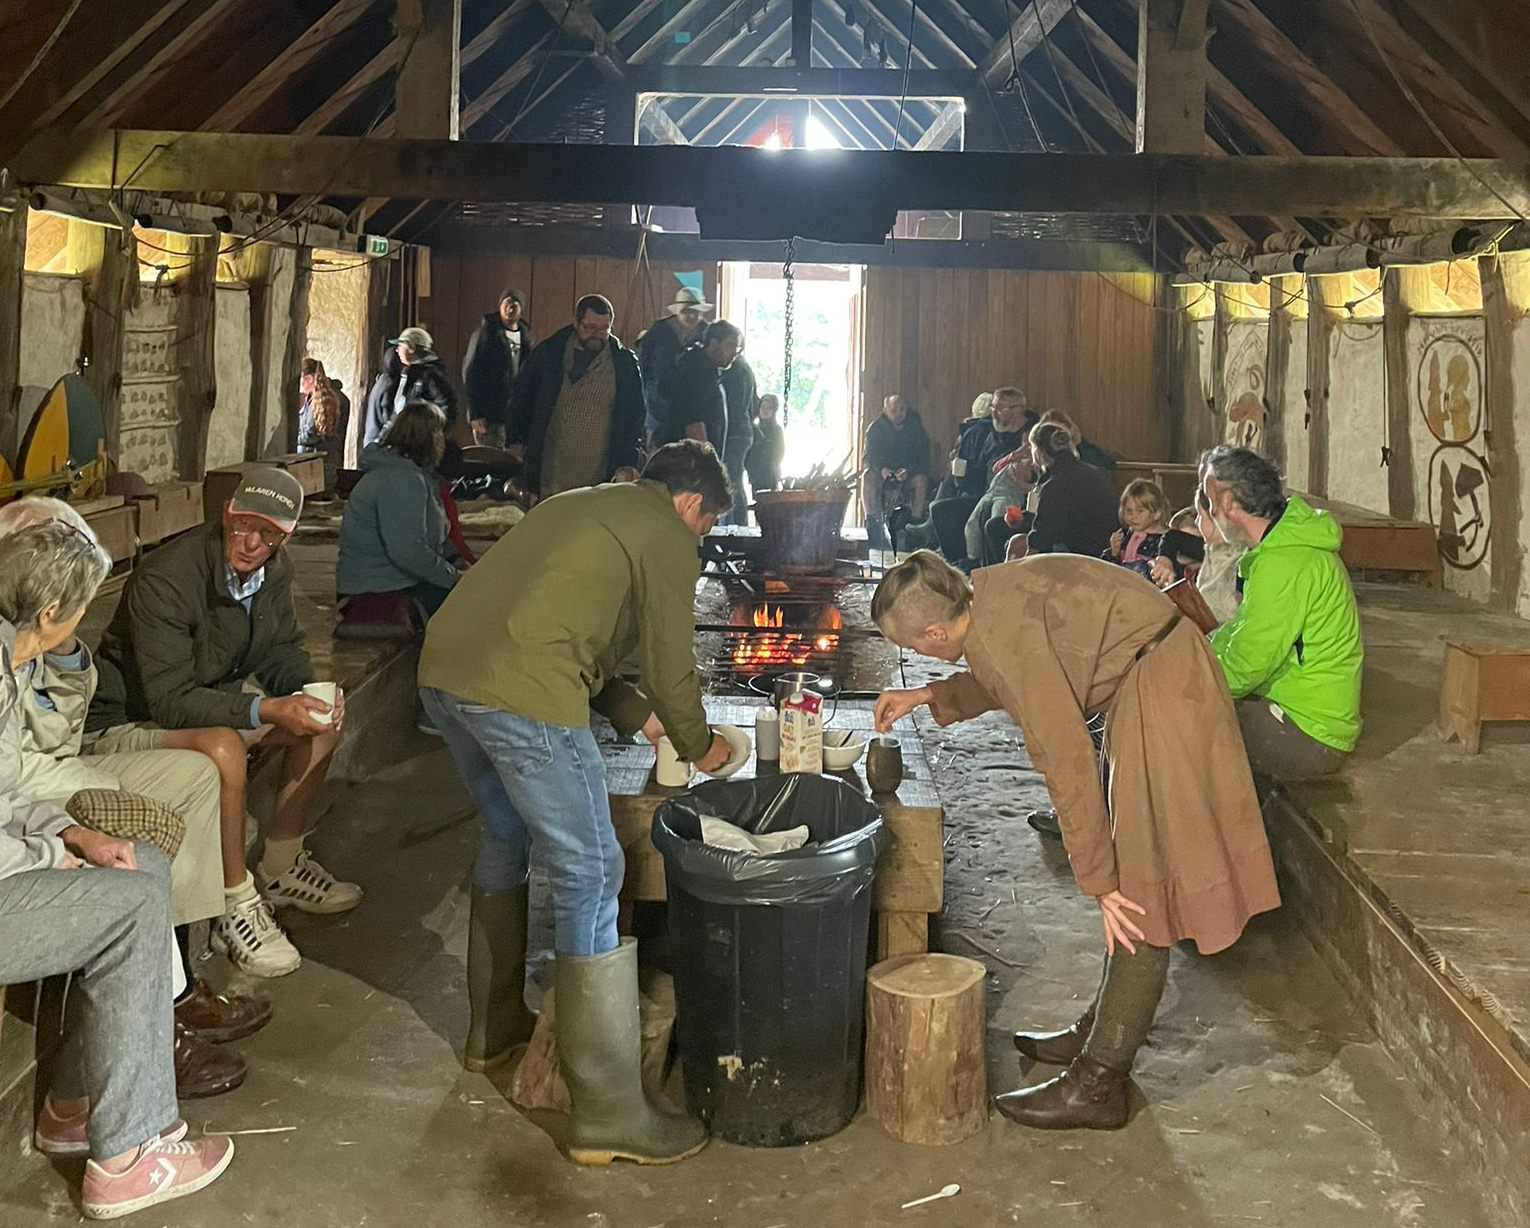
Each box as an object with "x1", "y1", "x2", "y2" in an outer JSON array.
[
  {"x1": 174, "y1": 1021, "x2": 247, "y2": 1099},
  {"x1": 994, "y1": 1055, "x2": 1129, "y2": 1130},
  {"x1": 1013, "y1": 1005, "x2": 1095, "y2": 1066},
  {"x1": 175, "y1": 979, "x2": 273, "y2": 1044}
]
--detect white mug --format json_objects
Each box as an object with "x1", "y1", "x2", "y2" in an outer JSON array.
[
  {"x1": 301, "y1": 682, "x2": 337, "y2": 725},
  {"x1": 654, "y1": 736, "x2": 695, "y2": 788},
  {"x1": 950, "y1": 456, "x2": 967, "y2": 478},
  {"x1": 755, "y1": 708, "x2": 781, "y2": 760}
]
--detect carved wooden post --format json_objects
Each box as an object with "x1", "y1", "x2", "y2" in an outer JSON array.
[
  {"x1": 1264, "y1": 275, "x2": 1293, "y2": 473},
  {"x1": 66, "y1": 219, "x2": 137, "y2": 454},
  {"x1": 1480, "y1": 252, "x2": 1527, "y2": 611},
  {"x1": 0, "y1": 201, "x2": 23, "y2": 462},
  {"x1": 1305, "y1": 273, "x2": 1341, "y2": 496},
  {"x1": 1380, "y1": 266, "x2": 1432, "y2": 521},
  {"x1": 169, "y1": 235, "x2": 218, "y2": 480}
]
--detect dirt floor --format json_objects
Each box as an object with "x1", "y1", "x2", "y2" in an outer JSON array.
[{"x1": 3, "y1": 679, "x2": 1494, "y2": 1227}]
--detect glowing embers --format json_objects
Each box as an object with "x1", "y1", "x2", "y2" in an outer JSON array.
[{"x1": 729, "y1": 602, "x2": 843, "y2": 670}]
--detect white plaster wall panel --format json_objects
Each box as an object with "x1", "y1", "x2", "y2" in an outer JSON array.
[
  {"x1": 1324, "y1": 322, "x2": 1388, "y2": 514},
  {"x1": 1281, "y1": 326, "x2": 1309, "y2": 491},
  {"x1": 207, "y1": 286, "x2": 252, "y2": 471},
  {"x1": 305, "y1": 255, "x2": 368, "y2": 431},
  {"x1": 16, "y1": 274, "x2": 86, "y2": 463},
  {"x1": 1222, "y1": 321, "x2": 1267, "y2": 450},
  {"x1": 118, "y1": 290, "x2": 179, "y2": 482}
]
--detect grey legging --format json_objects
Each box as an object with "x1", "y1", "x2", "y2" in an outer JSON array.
[{"x1": 0, "y1": 845, "x2": 177, "y2": 1158}]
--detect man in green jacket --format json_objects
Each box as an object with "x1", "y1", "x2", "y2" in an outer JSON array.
[
  {"x1": 419, "y1": 440, "x2": 731, "y2": 1167},
  {"x1": 1201, "y1": 446, "x2": 1363, "y2": 779}
]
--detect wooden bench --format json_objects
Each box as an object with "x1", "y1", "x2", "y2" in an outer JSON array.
[
  {"x1": 1111, "y1": 461, "x2": 1200, "y2": 512},
  {"x1": 1302, "y1": 494, "x2": 1441, "y2": 586},
  {"x1": 1439, "y1": 640, "x2": 1530, "y2": 754},
  {"x1": 604, "y1": 698, "x2": 944, "y2": 960}
]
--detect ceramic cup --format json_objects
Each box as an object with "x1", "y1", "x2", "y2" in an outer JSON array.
[
  {"x1": 301, "y1": 681, "x2": 337, "y2": 726},
  {"x1": 655, "y1": 736, "x2": 695, "y2": 788},
  {"x1": 755, "y1": 708, "x2": 781, "y2": 760},
  {"x1": 865, "y1": 735, "x2": 904, "y2": 794}
]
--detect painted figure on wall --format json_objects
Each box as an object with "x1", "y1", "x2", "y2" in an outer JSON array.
[
  {"x1": 1226, "y1": 364, "x2": 1265, "y2": 451},
  {"x1": 1417, "y1": 334, "x2": 1482, "y2": 445},
  {"x1": 1430, "y1": 446, "x2": 1491, "y2": 570},
  {"x1": 1445, "y1": 354, "x2": 1473, "y2": 440},
  {"x1": 1425, "y1": 353, "x2": 1445, "y2": 439}
]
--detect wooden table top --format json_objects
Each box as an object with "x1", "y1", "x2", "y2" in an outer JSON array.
[{"x1": 602, "y1": 696, "x2": 941, "y2": 813}]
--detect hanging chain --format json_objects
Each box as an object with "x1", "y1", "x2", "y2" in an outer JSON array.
[{"x1": 781, "y1": 235, "x2": 796, "y2": 424}]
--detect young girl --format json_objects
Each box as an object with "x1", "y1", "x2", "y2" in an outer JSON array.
[{"x1": 1105, "y1": 479, "x2": 1171, "y2": 579}]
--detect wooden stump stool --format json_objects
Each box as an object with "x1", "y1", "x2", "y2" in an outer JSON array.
[{"x1": 865, "y1": 954, "x2": 987, "y2": 1145}]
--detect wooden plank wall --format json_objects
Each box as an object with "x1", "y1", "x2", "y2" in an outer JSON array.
[
  {"x1": 861, "y1": 268, "x2": 1167, "y2": 468},
  {"x1": 425, "y1": 254, "x2": 719, "y2": 380}
]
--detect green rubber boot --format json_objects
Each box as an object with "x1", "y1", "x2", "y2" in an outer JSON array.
[
  {"x1": 556, "y1": 938, "x2": 708, "y2": 1166},
  {"x1": 463, "y1": 883, "x2": 536, "y2": 1072}
]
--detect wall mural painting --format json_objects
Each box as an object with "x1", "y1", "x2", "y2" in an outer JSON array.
[
  {"x1": 1223, "y1": 325, "x2": 1266, "y2": 451},
  {"x1": 1415, "y1": 327, "x2": 1484, "y2": 444},
  {"x1": 1428, "y1": 444, "x2": 1491, "y2": 571}
]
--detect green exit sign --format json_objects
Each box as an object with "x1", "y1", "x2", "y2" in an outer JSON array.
[{"x1": 365, "y1": 235, "x2": 390, "y2": 257}]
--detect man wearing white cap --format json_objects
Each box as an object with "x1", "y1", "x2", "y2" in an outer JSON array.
[
  {"x1": 636, "y1": 287, "x2": 711, "y2": 441},
  {"x1": 362, "y1": 326, "x2": 458, "y2": 446},
  {"x1": 89, "y1": 468, "x2": 361, "y2": 976}
]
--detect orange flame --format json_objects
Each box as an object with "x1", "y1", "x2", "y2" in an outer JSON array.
[{"x1": 730, "y1": 604, "x2": 842, "y2": 669}]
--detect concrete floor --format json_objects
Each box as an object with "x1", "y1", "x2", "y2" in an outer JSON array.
[{"x1": 2, "y1": 695, "x2": 1491, "y2": 1228}]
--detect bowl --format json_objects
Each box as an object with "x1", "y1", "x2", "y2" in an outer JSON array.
[
  {"x1": 705, "y1": 723, "x2": 753, "y2": 778},
  {"x1": 821, "y1": 728, "x2": 868, "y2": 772}
]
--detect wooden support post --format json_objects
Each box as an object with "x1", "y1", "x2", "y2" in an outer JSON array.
[
  {"x1": 168, "y1": 235, "x2": 218, "y2": 480},
  {"x1": 229, "y1": 243, "x2": 276, "y2": 462},
  {"x1": 1480, "y1": 252, "x2": 1527, "y2": 611},
  {"x1": 0, "y1": 202, "x2": 24, "y2": 463},
  {"x1": 1264, "y1": 275, "x2": 1294, "y2": 471},
  {"x1": 1305, "y1": 274, "x2": 1339, "y2": 496},
  {"x1": 66, "y1": 219, "x2": 137, "y2": 456},
  {"x1": 280, "y1": 248, "x2": 312, "y2": 456},
  {"x1": 865, "y1": 954, "x2": 987, "y2": 1145},
  {"x1": 877, "y1": 912, "x2": 929, "y2": 959},
  {"x1": 1136, "y1": 0, "x2": 1209, "y2": 154},
  {"x1": 1381, "y1": 266, "x2": 1432, "y2": 521},
  {"x1": 395, "y1": 0, "x2": 462, "y2": 140},
  {"x1": 791, "y1": 0, "x2": 813, "y2": 68}
]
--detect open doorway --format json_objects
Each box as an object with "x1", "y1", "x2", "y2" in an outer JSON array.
[{"x1": 719, "y1": 261, "x2": 864, "y2": 482}]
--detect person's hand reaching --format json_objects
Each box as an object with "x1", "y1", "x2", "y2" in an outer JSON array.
[
  {"x1": 1097, "y1": 890, "x2": 1147, "y2": 955},
  {"x1": 1149, "y1": 556, "x2": 1176, "y2": 587},
  {"x1": 641, "y1": 712, "x2": 666, "y2": 746},
  {"x1": 695, "y1": 730, "x2": 732, "y2": 774},
  {"x1": 1108, "y1": 529, "x2": 1125, "y2": 558},
  {"x1": 873, "y1": 686, "x2": 931, "y2": 733}
]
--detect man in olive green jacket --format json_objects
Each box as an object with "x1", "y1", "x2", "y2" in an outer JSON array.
[{"x1": 419, "y1": 439, "x2": 730, "y2": 1167}]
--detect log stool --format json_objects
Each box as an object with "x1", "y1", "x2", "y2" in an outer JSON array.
[
  {"x1": 1439, "y1": 640, "x2": 1530, "y2": 754},
  {"x1": 864, "y1": 954, "x2": 987, "y2": 1145}
]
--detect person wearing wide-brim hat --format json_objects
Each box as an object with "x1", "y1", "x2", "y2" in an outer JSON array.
[{"x1": 637, "y1": 287, "x2": 713, "y2": 440}]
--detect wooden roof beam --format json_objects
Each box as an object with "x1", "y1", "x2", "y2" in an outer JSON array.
[
  {"x1": 976, "y1": 0, "x2": 1075, "y2": 87},
  {"x1": 199, "y1": 0, "x2": 383, "y2": 132},
  {"x1": 31, "y1": 130, "x2": 1530, "y2": 217},
  {"x1": 630, "y1": 0, "x2": 723, "y2": 64},
  {"x1": 395, "y1": 0, "x2": 462, "y2": 138},
  {"x1": 1390, "y1": 0, "x2": 1530, "y2": 135},
  {"x1": 913, "y1": 101, "x2": 965, "y2": 150},
  {"x1": 1213, "y1": 0, "x2": 1403, "y2": 157}
]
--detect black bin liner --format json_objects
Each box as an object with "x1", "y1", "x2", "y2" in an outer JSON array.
[{"x1": 652, "y1": 774, "x2": 888, "y2": 1146}]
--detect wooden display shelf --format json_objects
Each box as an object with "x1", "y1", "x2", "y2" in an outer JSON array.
[{"x1": 605, "y1": 697, "x2": 943, "y2": 959}]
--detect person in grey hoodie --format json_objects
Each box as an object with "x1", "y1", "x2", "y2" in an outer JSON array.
[{"x1": 337, "y1": 401, "x2": 463, "y2": 617}]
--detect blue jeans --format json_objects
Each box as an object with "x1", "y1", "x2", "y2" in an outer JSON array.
[
  {"x1": 420, "y1": 688, "x2": 624, "y2": 956},
  {"x1": 722, "y1": 434, "x2": 751, "y2": 526}
]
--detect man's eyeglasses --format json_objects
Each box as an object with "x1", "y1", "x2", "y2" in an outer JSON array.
[{"x1": 228, "y1": 517, "x2": 288, "y2": 550}]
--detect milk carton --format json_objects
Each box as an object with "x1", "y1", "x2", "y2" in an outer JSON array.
[{"x1": 780, "y1": 691, "x2": 823, "y2": 774}]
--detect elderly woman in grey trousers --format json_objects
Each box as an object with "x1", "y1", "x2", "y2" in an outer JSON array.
[{"x1": 0, "y1": 518, "x2": 234, "y2": 1219}]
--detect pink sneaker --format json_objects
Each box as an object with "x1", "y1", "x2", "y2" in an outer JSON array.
[
  {"x1": 34, "y1": 1098, "x2": 187, "y2": 1157},
  {"x1": 81, "y1": 1134, "x2": 234, "y2": 1220}
]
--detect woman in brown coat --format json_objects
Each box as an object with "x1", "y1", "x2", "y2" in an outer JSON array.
[{"x1": 872, "y1": 551, "x2": 1279, "y2": 1130}]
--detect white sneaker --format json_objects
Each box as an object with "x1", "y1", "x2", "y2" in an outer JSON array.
[
  {"x1": 210, "y1": 896, "x2": 301, "y2": 978},
  {"x1": 258, "y1": 849, "x2": 363, "y2": 915}
]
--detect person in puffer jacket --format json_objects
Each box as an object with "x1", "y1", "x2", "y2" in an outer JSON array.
[
  {"x1": 338, "y1": 401, "x2": 464, "y2": 617},
  {"x1": 1201, "y1": 445, "x2": 1362, "y2": 780},
  {"x1": 361, "y1": 327, "x2": 458, "y2": 446}
]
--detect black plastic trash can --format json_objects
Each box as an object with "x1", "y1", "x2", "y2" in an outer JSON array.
[{"x1": 652, "y1": 774, "x2": 888, "y2": 1147}]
